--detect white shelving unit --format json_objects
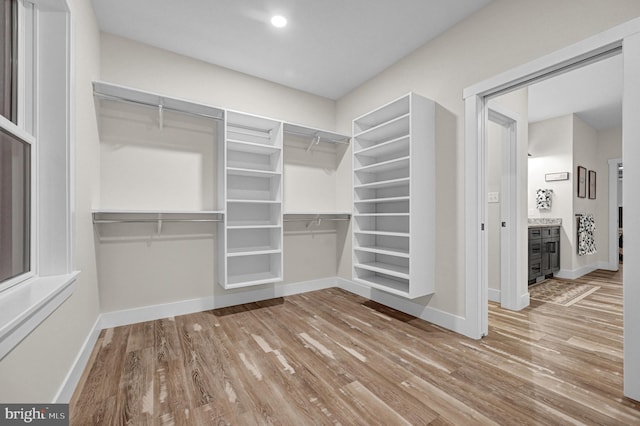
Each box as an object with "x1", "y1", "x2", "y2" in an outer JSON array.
[
  {"x1": 352, "y1": 93, "x2": 435, "y2": 298},
  {"x1": 220, "y1": 111, "x2": 284, "y2": 288}
]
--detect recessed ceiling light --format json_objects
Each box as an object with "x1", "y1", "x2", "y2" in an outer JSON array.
[{"x1": 271, "y1": 15, "x2": 287, "y2": 28}]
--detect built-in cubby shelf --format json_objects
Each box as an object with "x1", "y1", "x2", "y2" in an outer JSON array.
[
  {"x1": 352, "y1": 92, "x2": 435, "y2": 299},
  {"x1": 219, "y1": 111, "x2": 284, "y2": 289}
]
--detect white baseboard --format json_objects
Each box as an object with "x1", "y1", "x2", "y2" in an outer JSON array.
[
  {"x1": 488, "y1": 288, "x2": 501, "y2": 303},
  {"x1": 100, "y1": 277, "x2": 337, "y2": 329},
  {"x1": 336, "y1": 278, "x2": 474, "y2": 339},
  {"x1": 556, "y1": 264, "x2": 599, "y2": 280},
  {"x1": 54, "y1": 316, "x2": 101, "y2": 403},
  {"x1": 519, "y1": 291, "x2": 530, "y2": 309}
]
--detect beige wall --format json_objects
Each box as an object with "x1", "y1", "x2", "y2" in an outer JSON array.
[
  {"x1": 335, "y1": 0, "x2": 640, "y2": 316},
  {"x1": 528, "y1": 115, "x2": 574, "y2": 271},
  {"x1": 101, "y1": 33, "x2": 335, "y2": 131},
  {"x1": 573, "y1": 115, "x2": 600, "y2": 270},
  {"x1": 0, "y1": 0, "x2": 102, "y2": 402}
]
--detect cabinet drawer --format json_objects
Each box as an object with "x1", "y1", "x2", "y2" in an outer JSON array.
[
  {"x1": 529, "y1": 228, "x2": 542, "y2": 239},
  {"x1": 542, "y1": 227, "x2": 560, "y2": 238},
  {"x1": 529, "y1": 240, "x2": 542, "y2": 258},
  {"x1": 529, "y1": 261, "x2": 542, "y2": 280}
]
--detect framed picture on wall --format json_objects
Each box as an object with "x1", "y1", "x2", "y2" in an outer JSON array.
[
  {"x1": 589, "y1": 170, "x2": 597, "y2": 199},
  {"x1": 577, "y1": 166, "x2": 587, "y2": 198}
]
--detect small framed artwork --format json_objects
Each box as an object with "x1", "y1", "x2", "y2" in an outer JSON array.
[
  {"x1": 577, "y1": 166, "x2": 587, "y2": 198},
  {"x1": 589, "y1": 170, "x2": 597, "y2": 199},
  {"x1": 545, "y1": 172, "x2": 569, "y2": 182}
]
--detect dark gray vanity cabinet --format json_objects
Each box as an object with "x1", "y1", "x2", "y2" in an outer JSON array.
[{"x1": 528, "y1": 226, "x2": 560, "y2": 283}]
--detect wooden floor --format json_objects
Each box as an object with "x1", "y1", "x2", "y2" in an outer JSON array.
[{"x1": 71, "y1": 268, "x2": 640, "y2": 425}]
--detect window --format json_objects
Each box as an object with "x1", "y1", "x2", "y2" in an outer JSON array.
[
  {"x1": 0, "y1": 0, "x2": 30, "y2": 292},
  {"x1": 0, "y1": 127, "x2": 30, "y2": 287}
]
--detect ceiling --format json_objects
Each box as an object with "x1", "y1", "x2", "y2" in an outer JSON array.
[
  {"x1": 528, "y1": 54, "x2": 623, "y2": 130},
  {"x1": 91, "y1": 0, "x2": 492, "y2": 100}
]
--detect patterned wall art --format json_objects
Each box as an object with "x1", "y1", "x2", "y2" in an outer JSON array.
[
  {"x1": 536, "y1": 188, "x2": 553, "y2": 210},
  {"x1": 577, "y1": 214, "x2": 597, "y2": 256}
]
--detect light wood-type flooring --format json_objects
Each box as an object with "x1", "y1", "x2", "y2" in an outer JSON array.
[{"x1": 71, "y1": 268, "x2": 640, "y2": 425}]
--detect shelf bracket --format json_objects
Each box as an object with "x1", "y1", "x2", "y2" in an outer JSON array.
[
  {"x1": 158, "y1": 101, "x2": 164, "y2": 129},
  {"x1": 306, "y1": 217, "x2": 321, "y2": 229},
  {"x1": 306, "y1": 135, "x2": 321, "y2": 152},
  {"x1": 157, "y1": 218, "x2": 163, "y2": 234}
]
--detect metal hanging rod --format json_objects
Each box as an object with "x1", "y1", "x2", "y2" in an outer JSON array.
[{"x1": 94, "y1": 92, "x2": 225, "y2": 121}]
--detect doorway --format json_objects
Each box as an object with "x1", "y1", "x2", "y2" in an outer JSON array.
[{"x1": 463, "y1": 21, "x2": 640, "y2": 401}]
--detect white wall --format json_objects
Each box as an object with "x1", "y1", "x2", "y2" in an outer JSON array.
[
  {"x1": 0, "y1": 0, "x2": 102, "y2": 402},
  {"x1": 595, "y1": 127, "x2": 622, "y2": 266},
  {"x1": 335, "y1": 0, "x2": 640, "y2": 317},
  {"x1": 573, "y1": 115, "x2": 600, "y2": 271},
  {"x1": 528, "y1": 115, "x2": 574, "y2": 271},
  {"x1": 527, "y1": 115, "x2": 615, "y2": 276}
]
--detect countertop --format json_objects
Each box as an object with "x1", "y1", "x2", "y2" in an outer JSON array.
[{"x1": 528, "y1": 218, "x2": 562, "y2": 228}]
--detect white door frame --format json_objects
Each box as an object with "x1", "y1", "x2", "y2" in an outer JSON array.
[
  {"x1": 608, "y1": 158, "x2": 622, "y2": 270},
  {"x1": 487, "y1": 105, "x2": 522, "y2": 312},
  {"x1": 463, "y1": 17, "x2": 640, "y2": 401}
]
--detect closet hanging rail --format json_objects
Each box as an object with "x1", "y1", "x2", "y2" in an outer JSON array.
[{"x1": 94, "y1": 92, "x2": 225, "y2": 121}]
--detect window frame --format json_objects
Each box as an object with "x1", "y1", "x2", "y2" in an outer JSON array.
[
  {"x1": 0, "y1": 0, "x2": 77, "y2": 362},
  {"x1": 0, "y1": 0, "x2": 36, "y2": 293}
]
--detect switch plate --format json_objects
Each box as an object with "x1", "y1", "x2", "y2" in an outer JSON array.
[{"x1": 488, "y1": 192, "x2": 500, "y2": 203}]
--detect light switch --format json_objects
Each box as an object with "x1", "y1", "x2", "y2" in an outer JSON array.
[{"x1": 488, "y1": 192, "x2": 500, "y2": 203}]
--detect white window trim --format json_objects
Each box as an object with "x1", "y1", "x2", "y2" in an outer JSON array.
[{"x1": 0, "y1": 0, "x2": 77, "y2": 361}]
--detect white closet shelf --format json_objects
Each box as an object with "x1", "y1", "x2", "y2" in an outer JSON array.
[
  {"x1": 354, "y1": 196, "x2": 409, "y2": 204},
  {"x1": 354, "y1": 230, "x2": 409, "y2": 238},
  {"x1": 353, "y1": 274, "x2": 410, "y2": 297},
  {"x1": 354, "y1": 213, "x2": 409, "y2": 217},
  {"x1": 226, "y1": 272, "x2": 282, "y2": 287},
  {"x1": 354, "y1": 246, "x2": 410, "y2": 258},
  {"x1": 227, "y1": 224, "x2": 281, "y2": 230},
  {"x1": 354, "y1": 262, "x2": 409, "y2": 280},
  {"x1": 227, "y1": 139, "x2": 282, "y2": 154},
  {"x1": 354, "y1": 178, "x2": 409, "y2": 190},
  {"x1": 353, "y1": 96, "x2": 410, "y2": 133},
  {"x1": 93, "y1": 81, "x2": 225, "y2": 121},
  {"x1": 283, "y1": 123, "x2": 350, "y2": 146},
  {"x1": 353, "y1": 113, "x2": 410, "y2": 141},
  {"x1": 283, "y1": 213, "x2": 351, "y2": 220},
  {"x1": 227, "y1": 199, "x2": 281, "y2": 204},
  {"x1": 226, "y1": 167, "x2": 281, "y2": 178},
  {"x1": 355, "y1": 135, "x2": 410, "y2": 156},
  {"x1": 93, "y1": 210, "x2": 224, "y2": 223},
  {"x1": 354, "y1": 156, "x2": 410, "y2": 174},
  {"x1": 227, "y1": 248, "x2": 281, "y2": 257}
]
